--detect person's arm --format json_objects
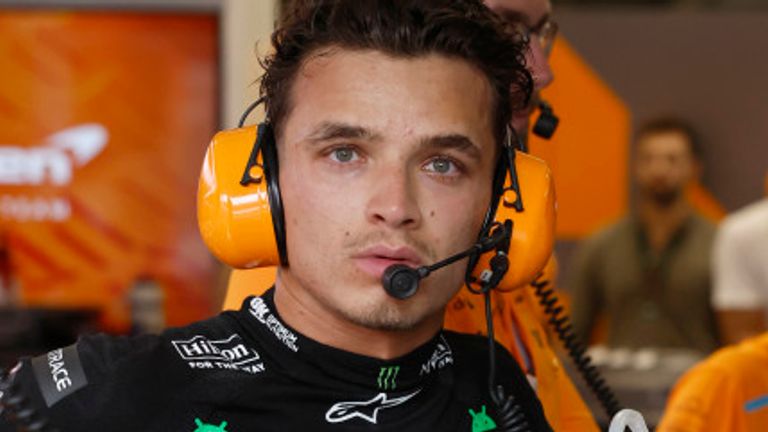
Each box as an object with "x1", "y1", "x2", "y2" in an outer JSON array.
[
  {"x1": 712, "y1": 220, "x2": 766, "y2": 345},
  {"x1": 568, "y1": 238, "x2": 604, "y2": 346},
  {"x1": 1, "y1": 334, "x2": 170, "y2": 431},
  {"x1": 656, "y1": 360, "x2": 732, "y2": 432}
]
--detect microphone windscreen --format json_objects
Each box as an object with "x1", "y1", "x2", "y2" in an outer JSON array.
[{"x1": 382, "y1": 264, "x2": 420, "y2": 300}]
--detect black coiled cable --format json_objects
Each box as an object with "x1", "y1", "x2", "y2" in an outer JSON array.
[
  {"x1": 0, "y1": 366, "x2": 55, "y2": 432},
  {"x1": 470, "y1": 222, "x2": 544, "y2": 432},
  {"x1": 484, "y1": 291, "x2": 532, "y2": 432},
  {"x1": 530, "y1": 277, "x2": 622, "y2": 418}
]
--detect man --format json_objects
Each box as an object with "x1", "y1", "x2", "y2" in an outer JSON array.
[
  {"x1": 484, "y1": 0, "x2": 555, "y2": 133},
  {"x1": 570, "y1": 117, "x2": 719, "y2": 353},
  {"x1": 712, "y1": 194, "x2": 768, "y2": 345},
  {"x1": 0, "y1": 1, "x2": 551, "y2": 431},
  {"x1": 226, "y1": 0, "x2": 602, "y2": 429}
]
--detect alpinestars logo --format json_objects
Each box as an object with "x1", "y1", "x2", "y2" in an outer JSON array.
[
  {"x1": 325, "y1": 390, "x2": 420, "y2": 424},
  {"x1": 172, "y1": 334, "x2": 265, "y2": 374},
  {"x1": 420, "y1": 335, "x2": 454, "y2": 375}
]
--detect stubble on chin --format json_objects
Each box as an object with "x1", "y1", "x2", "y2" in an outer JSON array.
[
  {"x1": 327, "y1": 291, "x2": 424, "y2": 331},
  {"x1": 324, "y1": 288, "x2": 448, "y2": 332},
  {"x1": 642, "y1": 185, "x2": 683, "y2": 208}
]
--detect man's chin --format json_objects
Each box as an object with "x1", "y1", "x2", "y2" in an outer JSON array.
[
  {"x1": 338, "y1": 298, "x2": 423, "y2": 332},
  {"x1": 332, "y1": 282, "x2": 441, "y2": 332},
  {"x1": 643, "y1": 187, "x2": 682, "y2": 208}
]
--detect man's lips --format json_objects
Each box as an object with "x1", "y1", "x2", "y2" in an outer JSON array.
[{"x1": 351, "y1": 245, "x2": 424, "y2": 279}]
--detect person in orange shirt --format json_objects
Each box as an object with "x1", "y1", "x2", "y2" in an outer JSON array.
[{"x1": 657, "y1": 333, "x2": 768, "y2": 432}]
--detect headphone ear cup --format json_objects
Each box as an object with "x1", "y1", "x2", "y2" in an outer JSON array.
[
  {"x1": 471, "y1": 151, "x2": 556, "y2": 289},
  {"x1": 197, "y1": 126, "x2": 281, "y2": 268}
]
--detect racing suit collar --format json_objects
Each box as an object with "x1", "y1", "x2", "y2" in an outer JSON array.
[{"x1": 238, "y1": 288, "x2": 455, "y2": 393}]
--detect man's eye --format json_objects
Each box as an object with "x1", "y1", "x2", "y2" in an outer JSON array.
[
  {"x1": 329, "y1": 147, "x2": 358, "y2": 163},
  {"x1": 425, "y1": 158, "x2": 459, "y2": 175}
]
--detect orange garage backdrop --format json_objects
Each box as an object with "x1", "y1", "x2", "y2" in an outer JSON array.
[{"x1": 0, "y1": 10, "x2": 220, "y2": 331}]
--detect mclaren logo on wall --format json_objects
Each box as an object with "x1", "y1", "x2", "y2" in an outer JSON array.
[{"x1": 0, "y1": 124, "x2": 107, "y2": 221}]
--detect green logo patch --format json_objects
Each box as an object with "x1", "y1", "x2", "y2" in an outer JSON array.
[
  {"x1": 377, "y1": 365, "x2": 400, "y2": 390},
  {"x1": 193, "y1": 418, "x2": 228, "y2": 432},
  {"x1": 468, "y1": 405, "x2": 496, "y2": 432}
]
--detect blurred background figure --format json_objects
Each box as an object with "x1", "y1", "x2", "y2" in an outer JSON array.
[
  {"x1": 569, "y1": 117, "x2": 719, "y2": 354},
  {"x1": 127, "y1": 276, "x2": 166, "y2": 335},
  {"x1": 665, "y1": 179, "x2": 768, "y2": 427},
  {"x1": 712, "y1": 186, "x2": 768, "y2": 345}
]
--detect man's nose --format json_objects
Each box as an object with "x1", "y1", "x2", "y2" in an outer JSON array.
[
  {"x1": 365, "y1": 167, "x2": 422, "y2": 229},
  {"x1": 527, "y1": 38, "x2": 554, "y2": 91}
]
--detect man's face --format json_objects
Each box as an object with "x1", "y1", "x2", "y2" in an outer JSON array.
[
  {"x1": 634, "y1": 130, "x2": 699, "y2": 207},
  {"x1": 277, "y1": 49, "x2": 497, "y2": 331},
  {"x1": 484, "y1": 0, "x2": 555, "y2": 132}
]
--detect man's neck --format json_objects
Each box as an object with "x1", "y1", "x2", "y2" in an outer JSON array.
[
  {"x1": 637, "y1": 198, "x2": 691, "y2": 252},
  {"x1": 272, "y1": 274, "x2": 443, "y2": 360}
]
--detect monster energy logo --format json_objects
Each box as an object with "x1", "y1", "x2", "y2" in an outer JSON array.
[{"x1": 377, "y1": 366, "x2": 400, "y2": 390}]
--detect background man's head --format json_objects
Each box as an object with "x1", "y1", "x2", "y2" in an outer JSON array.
[
  {"x1": 634, "y1": 117, "x2": 702, "y2": 207},
  {"x1": 259, "y1": 0, "x2": 533, "y2": 333},
  {"x1": 484, "y1": 0, "x2": 556, "y2": 132}
]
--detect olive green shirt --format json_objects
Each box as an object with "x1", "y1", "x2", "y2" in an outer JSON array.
[{"x1": 569, "y1": 214, "x2": 719, "y2": 353}]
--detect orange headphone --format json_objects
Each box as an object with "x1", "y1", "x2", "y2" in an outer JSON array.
[{"x1": 197, "y1": 103, "x2": 556, "y2": 290}]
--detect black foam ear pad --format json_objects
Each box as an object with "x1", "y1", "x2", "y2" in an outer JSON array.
[{"x1": 258, "y1": 123, "x2": 289, "y2": 266}]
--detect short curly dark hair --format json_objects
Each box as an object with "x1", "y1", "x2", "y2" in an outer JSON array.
[{"x1": 260, "y1": 0, "x2": 533, "y2": 148}]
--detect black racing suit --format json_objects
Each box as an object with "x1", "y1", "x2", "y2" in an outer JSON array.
[{"x1": 0, "y1": 288, "x2": 551, "y2": 431}]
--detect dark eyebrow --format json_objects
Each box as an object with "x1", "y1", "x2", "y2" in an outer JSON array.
[
  {"x1": 419, "y1": 134, "x2": 483, "y2": 162},
  {"x1": 305, "y1": 121, "x2": 382, "y2": 143}
]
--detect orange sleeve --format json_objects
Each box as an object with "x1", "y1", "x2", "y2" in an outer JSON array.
[
  {"x1": 657, "y1": 360, "x2": 743, "y2": 432},
  {"x1": 658, "y1": 335, "x2": 768, "y2": 432},
  {"x1": 550, "y1": 363, "x2": 601, "y2": 432}
]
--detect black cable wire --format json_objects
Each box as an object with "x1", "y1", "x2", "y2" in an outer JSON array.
[
  {"x1": 237, "y1": 96, "x2": 266, "y2": 128},
  {"x1": 530, "y1": 277, "x2": 622, "y2": 419},
  {"x1": 468, "y1": 222, "x2": 539, "y2": 432},
  {"x1": 484, "y1": 290, "x2": 532, "y2": 432}
]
